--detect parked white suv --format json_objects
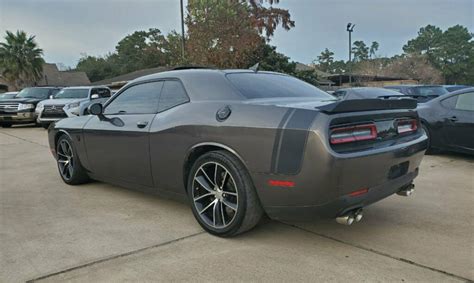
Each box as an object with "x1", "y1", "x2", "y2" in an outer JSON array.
[{"x1": 36, "y1": 86, "x2": 111, "y2": 128}]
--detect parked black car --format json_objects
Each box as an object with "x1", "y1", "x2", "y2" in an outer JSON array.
[
  {"x1": 332, "y1": 87, "x2": 405, "y2": 100},
  {"x1": 417, "y1": 87, "x2": 474, "y2": 155},
  {"x1": 443, "y1": 85, "x2": 472, "y2": 92},
  {"x1": 0, "y1": 87, "x2": 61, "y2": 127},
  {"x1": 384, "y1": 85, "x2": 449, "y2": 102}
]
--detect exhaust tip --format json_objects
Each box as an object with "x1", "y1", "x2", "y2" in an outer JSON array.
[
  {"x1": 397, "y1": 184, "x2": 415, "y2": 196},
  {"x1": 336, "y1": 215, "x2": 355, "y2": 225}
]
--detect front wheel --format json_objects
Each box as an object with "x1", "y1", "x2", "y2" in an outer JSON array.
[
  {"x1": 187, "y1": 151, "x2": 263, "y2": 237},
  {"x1": 56, "y1": 135, "x2": 89, "y2": 185},
  {"x1": 1, "y1": 123, "x2": 12, "y2": 128}
]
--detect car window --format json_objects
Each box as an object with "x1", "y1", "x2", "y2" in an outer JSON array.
[
  {"x1": 454, "y1": 92, "x2": 474, "y2": 111},
  {"x1": 158, "y1": 80, "x2": 189, "y2": 112},
  {"x1": 441, "y1": 96, "x2": 458, "y2": 109},
  {"x1": 55, "y1": 89, "x2": 89, "y2": 99},
  {"x1": 227, "y1": 73, "x2": 333, "y2": 99},
  {"x1": 412, "y1": 86, "x2": 448, "y2": 96},
  {"x1": 333, "y1": 91, "x2": 346, "y2": 98},
  {"x1": 16, "y1": 88, "x2": 51, "y2": 99},
  {"x1": 91, "y1": 88, "x2": 111, "y2": 98},
  {"x1": 51, "y1": 89, "x2": 61, "y2": 96},
  {"x1": 104, "y1": 81, "x2": 164, "y2": 115}
]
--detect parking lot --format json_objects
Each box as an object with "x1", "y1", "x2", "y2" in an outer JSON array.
[{"x1": 0, "y1": 126, "x2": 472, "y2": 282}]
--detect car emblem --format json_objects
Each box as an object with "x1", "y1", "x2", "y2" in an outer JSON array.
[{"x1": 51, "y1": 105, "x2": 56, "y2": 110}]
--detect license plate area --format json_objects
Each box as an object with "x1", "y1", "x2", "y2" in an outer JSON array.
[{"x1": 388, "y1": 161, "x2": 409, "y2": 179}]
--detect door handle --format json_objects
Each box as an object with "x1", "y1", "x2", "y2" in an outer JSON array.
[
  {"x1": 136, "y1": 121, "x2": 149, "y2": 128},
  {"x1": 448, "y1": 116, "x2": 458, "y2": 122}
]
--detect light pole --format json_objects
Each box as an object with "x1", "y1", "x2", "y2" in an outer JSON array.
[
  {"x1": 180, "y1": 0, "x2": 186, "y2": 62},
  {"x1": 346, "y1": 23, "x2": 355, "y2": 84}
]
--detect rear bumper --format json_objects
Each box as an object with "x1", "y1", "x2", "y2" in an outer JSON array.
[
  {"x1": 254, "y1": 132, "x2": 427, "y2": 221},
  {"x1": 265, "y1": 169, "x2": 417, "y2": 221},
  {"x1": 0, "y1": 111, "x2": 36, "y2": 123}
]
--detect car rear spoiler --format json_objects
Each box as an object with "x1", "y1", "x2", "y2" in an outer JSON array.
[{"x1": 316, "y1": 98, "x2": 417, "y2": 114}]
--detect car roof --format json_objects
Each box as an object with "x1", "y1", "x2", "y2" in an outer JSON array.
[
  {"x1": 129, "y1": 69, "x2": 290, "y2": 101},
  {"x1": 385, "y1": 85, "x2": 444, "y2": 88},
  {"x1": 61, "y1": 86, "x2": 108, "y2": 90}
]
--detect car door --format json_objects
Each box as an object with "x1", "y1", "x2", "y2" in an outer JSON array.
[
  {"x1": 83, "y1": 81, "x2": 164, "y2": 187},
  {"x1": 443, "y1": 91, "x2": 474, "y2": 151},
  {"x1": 148, "y1": 80, "x2": 190, "y2": 193}
]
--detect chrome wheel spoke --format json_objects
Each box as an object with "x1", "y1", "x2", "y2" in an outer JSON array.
[
  {"x1": 220, "y1": 169, "x2": 228, "y2": 189},
  {"x1": 200, "y1": 168, "x2": 216, "y2": 187},
  {"x1": 222, "y1": 199, "x2": 237, "y2": 211},
  {"x1": 199, "y1": 199, "x2": 217, "y2": 215},
  {"x1": 195, "y1": 175, "x2": 214, "y2": 193},
  {"x1": 192, "y1": 161, "x2": 239, "y2": 229},
  {"x1": 222, "y1": 190, "x2": 237, "y2": 196},
  {"x1": 220, "y1": 200, "x2": 226, "y2": 226},
  {"x1": 193, "y1": 192, "x2": 214, "y2": 201}
]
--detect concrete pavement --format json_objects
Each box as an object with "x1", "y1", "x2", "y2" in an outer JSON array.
[{"x1": 0, "y1": 126, "x2": 472, "y2": 282}]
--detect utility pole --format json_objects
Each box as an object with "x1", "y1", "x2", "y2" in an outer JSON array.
[
  {"x1": 180, "y1": 0, "x2": 186, "y2": 61},
  {"x1": 346, "y1": 23, "x2": 355, "y2": 85}
]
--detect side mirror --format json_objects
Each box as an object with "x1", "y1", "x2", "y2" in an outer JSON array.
[
  {"x1": 88, "y1": 103, "x2": 103, "y2": 116},
  {"x1": 91, "y1": 94, "x2": 99, "y2": 99}
]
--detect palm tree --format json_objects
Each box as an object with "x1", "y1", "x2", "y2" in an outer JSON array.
[{"x1": 0, "y1": 30, "x2": 44, "y2": 89}]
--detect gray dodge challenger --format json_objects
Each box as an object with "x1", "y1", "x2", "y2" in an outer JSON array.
[{"x1": 48, "y1": 69, "x2": 428, "y2": 236}]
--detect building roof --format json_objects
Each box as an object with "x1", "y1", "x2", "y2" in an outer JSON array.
[{"x1": 37, "y1": 63, "x2": 91, "y2": 86}]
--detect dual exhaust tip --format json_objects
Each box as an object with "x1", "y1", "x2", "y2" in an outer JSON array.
[
  {"x1": 336, "y1": 183, "x2": 415, "y2": 225},
  {"x1": 336, "y1": 208, "x2": 363, "y2": 225},
  {"x1": 396, "y1": 183, "x2": 415, "y2": 196}
]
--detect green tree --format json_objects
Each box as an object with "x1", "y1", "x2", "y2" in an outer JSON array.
[
  {"x1": 352, "y1": 40, "x2": 369, "y2": 61},
  {"x1": 403, "y1": 24, "x2": 474, "y2": 84},
  {"x1": 369, "y1": 41, "x2": 379, "y2": 58},
  {"x1": 316, "y1": 48, "x2": 334, "y2": 72},
  {"x1": 402, "y1": 25, "x2": 443, "y2": 59},
  {"x1": 185, "y1": 0, "x2": 294, "y2": 68},
  {"x1": 253, "y1": 43, "x2": 296, "y2": 73},
  {"x1": 114, "y1": 28, "x2": 168, "y2": 74},
  {"x1": 0, "y1": 30, "x2": 44, "y2": 89}
]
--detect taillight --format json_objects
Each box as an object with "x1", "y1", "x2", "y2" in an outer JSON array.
[
  {"x1": 330, "y1": 123, "x2": 377, "y2": 144},
  {"x1": 397, "y1": 119, "x2": 418, "y2": 134}
]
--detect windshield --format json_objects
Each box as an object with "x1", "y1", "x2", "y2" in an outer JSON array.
[
  {"x1": 412, "y1": 86, "x2": 448, "y2": 96},
  {"x1": 54, "y1": 89, "x2": 89, "y2": 99},
  {"x1": 226, "y1": 73, "x2": 334, "y2": 100},
  {"x1": 16, "y1": 88, "x2": 51, "y2": 99}
]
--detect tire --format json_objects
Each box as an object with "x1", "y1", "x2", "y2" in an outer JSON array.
[
  {"x1": 187, "y1": 150, "x2": 263, "y2": 237},
  {"x1": 422, "y1": 123, "x2": 435, "y2": 155},
  {"x1": 56, "y1": 134, "x2": 89, "y2": 185},
  {"x1": 1, "y1": 123, "x2": 12, "y2": 128}
]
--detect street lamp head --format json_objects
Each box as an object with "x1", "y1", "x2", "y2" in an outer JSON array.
[{"x1": 346, "y1": 23, "x2": 355, "y2": 32}]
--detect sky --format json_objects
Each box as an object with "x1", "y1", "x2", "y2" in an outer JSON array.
[{"x1": 0, "y1": 0, "x2": 472, "y2": 68}]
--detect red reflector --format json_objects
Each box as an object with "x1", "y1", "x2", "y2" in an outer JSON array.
[
  {"x1": 349, "y1": 188, "x2": 369, "y2": 197},
  {"x1": 268, "y1": 180, "x2": 295, "y2": 187},
  {"x1": 397, "y1": 119, "x2": 418, "y2": 134},
  {"x1": 330, "y1": 123, "x2": 377, "y2": 144}
]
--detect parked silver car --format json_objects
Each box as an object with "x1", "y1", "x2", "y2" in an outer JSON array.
[{"x1": 36, "y1": 86, "x2": 111, "y2": 128}]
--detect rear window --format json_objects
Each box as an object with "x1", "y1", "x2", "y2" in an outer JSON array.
[
  {"x1": 226, "y1": 73, "x2": 333, "y2": 99},
  {"x1": 412, "y1": 86, "x2": 448, "y2": 96}
]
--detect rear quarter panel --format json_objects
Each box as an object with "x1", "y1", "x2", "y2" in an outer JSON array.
[{"x1": 148, "y1": 101, "x2": 294, "y2": 195}]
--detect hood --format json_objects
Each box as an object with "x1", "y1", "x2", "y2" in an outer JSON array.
[
  {"x1": 40, "y1": 98, "x2": 87, "y2": 105},
  {"x1": 243, "y1": 97, "x2": 338, "y2": 110},
  {"x1": 0, "y1": 97, "x2": 42, "y2": 104}
]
